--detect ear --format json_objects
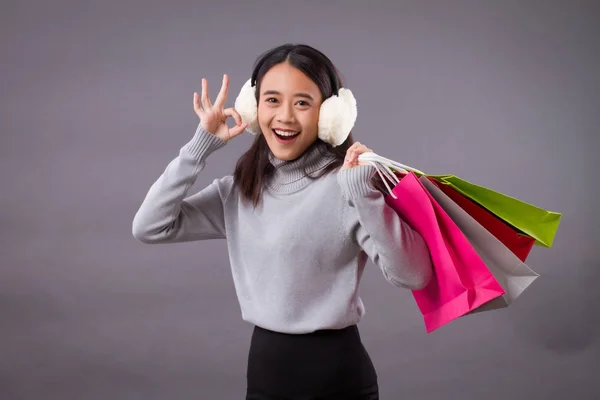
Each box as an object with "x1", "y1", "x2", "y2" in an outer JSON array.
[
  {"x1": 234, "y1": 79, "x2": 261, "y2": 135},
  {"x1": 317, "y1": 88, "x2": 357, "y2": 147}
]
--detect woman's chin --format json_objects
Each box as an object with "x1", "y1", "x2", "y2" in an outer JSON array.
[
  {"x1": 266, "y1": 139, "x2": 309, "y2": 161},
  {"x1": 269, "y1": 147, "x2": 301, "y2": 161}
]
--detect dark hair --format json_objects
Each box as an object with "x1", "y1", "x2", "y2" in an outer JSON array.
[{"x1": 233, "y1": 43, "x2": 355, "y2": 207}]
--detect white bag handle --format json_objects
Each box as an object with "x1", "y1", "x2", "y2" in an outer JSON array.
[
  {"x1": 362, "y1": 160, "x2": 398, "y2": 198},
  {"x1": 358, "y1": 152, "x2": 425, "y2": 175},
  {"x1": 370, "y1": 160, "x2": 403, "y2": 185}
]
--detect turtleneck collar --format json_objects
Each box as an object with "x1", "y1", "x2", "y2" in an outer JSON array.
[{"x1": 267, "y1": 141, "x2": 338, "y2": 194}]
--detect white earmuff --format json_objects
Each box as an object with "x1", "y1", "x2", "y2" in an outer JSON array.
[{"x1": 233, "y1": 78, "x2": 357, "y2": 147}]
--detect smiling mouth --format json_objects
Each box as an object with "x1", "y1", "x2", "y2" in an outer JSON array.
[{"x1": 273, "y1": 129, "x2": 301, "y2": 141}]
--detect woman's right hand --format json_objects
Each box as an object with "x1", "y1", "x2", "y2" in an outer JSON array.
[{"x1": 193, "y1": 74, "x2": 248, "y2": 142}]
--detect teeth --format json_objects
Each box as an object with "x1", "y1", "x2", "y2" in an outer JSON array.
[{"x1": 274, "y1": 129, "x2": 299, "y2": 137}]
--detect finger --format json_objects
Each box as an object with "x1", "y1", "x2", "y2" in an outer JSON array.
[
  {"x1": 356, "y1": 145, "x2": 370, "y2": 154},
  {"x1": 214, "y1": 74, "x2": 229, "y2": 108},
  {"x1": 345, "y1": 146, "x2": 356, "y2": 158},
  {"x1": 193, "y1": 92, "x2": 204, "y2": 115},
  {"x1": 229, "y1": 121, "x2": 248, "y2": 137},
  {"x1": 223, "y1": 107, "x2": 242, "y2": 126},
  {"x1": 201, "y1": 78, "x2": 213, "y2": 109}
]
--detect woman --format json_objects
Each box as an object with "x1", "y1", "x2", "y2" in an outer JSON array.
[{"x1": 132, "y1": 43, "x2": 433, "y2": 399}]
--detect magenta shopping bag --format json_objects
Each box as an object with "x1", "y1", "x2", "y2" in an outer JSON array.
[{"x1": 385, "y1": 172, "x2": 506, "y2": 333}]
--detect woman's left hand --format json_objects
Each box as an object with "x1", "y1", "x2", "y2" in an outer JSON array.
[{"x1": 341, "y1": 142, "x2": 373, "y2": 170}]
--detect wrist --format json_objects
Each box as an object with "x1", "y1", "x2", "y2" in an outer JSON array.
[
  {"x1": 183, "y1": 123, "x2": 227, "y2": 159},
  {"x1": 337, "y1": 165, "x2": 377, "y2": 199}
]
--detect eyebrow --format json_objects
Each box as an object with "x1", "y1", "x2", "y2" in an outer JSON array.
[{"x1": 262, "y1": 90, "x2": 314, "y2": 100}]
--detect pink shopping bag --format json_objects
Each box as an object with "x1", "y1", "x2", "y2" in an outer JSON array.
[{"x1": 385, "y1": 172, "x2": 506, "y2": 333}]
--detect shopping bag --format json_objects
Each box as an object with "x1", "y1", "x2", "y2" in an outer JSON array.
[
  {"x1": 419, "y1": 176, "x2": 540, "y2": 312},
  {"x1": 372, "y1": 167, "x2": 536, "y2": 261},
  {"x1": 358, "y1": 151, "x2": 562, "y2": 248},
  {"x1": 427, "y1": 178, "x2": 536, "y2": 262},
  {"x1": 428, "y1": 174, "x2": 562, "y2": 248},
  {"x1": 383, "y1": 171, "x2": 506, "y2": 333}
]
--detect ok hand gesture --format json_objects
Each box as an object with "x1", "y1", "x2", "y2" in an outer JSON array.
[{"x1": 193, "y1": 74, "x2": 247, "y2": 142}]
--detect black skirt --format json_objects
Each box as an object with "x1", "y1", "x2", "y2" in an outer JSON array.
[{"x1": 245, "y1": 324, "x2": 379, "y2": 399}]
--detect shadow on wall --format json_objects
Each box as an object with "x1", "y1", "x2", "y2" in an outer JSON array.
[{"x1": 509, "y1": 234, "x2": 598, "y2": 355}]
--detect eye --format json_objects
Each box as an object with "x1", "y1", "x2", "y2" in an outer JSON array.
[
  {"x1": 265, "y1": 97, "x2": 278, "y2": 103},
  {"x1": 296, "y1": 100, "x2": 310, "y2": 107}
]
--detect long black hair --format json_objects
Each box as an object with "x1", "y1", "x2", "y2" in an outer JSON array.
[{"x1": 233, "y1": 44, "x2": 355, "y2": 206}]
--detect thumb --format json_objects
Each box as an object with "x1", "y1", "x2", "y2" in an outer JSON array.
[{"x1": 229, "y1": 121, "x2": 248, "y2": 137}]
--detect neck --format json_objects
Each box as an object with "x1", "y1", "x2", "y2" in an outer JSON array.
[{"x1": 267, "y1": 141, "x2": 337, "y2": 194}]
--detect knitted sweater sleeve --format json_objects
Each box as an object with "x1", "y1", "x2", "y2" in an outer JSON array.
[
  {"x1": 132, "y1": 123, "x2": 231, "y2": 244},
  {"x1": 337, "y1": 165, "x2": 433, "y2": 290}
]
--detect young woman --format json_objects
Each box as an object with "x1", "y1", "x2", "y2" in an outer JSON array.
[{"x1": 132, "y1": 43, "x2": 433, "y2": 399}]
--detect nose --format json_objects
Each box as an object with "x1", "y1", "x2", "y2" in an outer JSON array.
[{"x1": 276, "y1": 103, "x2": 296, "y2": 124}]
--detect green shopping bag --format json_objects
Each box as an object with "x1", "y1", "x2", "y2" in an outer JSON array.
[
  {"x1": 424, "y1": 174, "x2": 561, "y2": 248},
  {"x1": 358, "y1": 152, "x2": 562, "y2": 248},
  {"x1": 420, "y1": 175, "x2": 562, "y2": 247}
]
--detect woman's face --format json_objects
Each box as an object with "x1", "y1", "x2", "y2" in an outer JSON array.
[{"x1": 257, "y1": 62, "x2": 323, "y2": 161}]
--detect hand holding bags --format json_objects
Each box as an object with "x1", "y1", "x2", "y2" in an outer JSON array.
[{"x1": 358, "y1": 152, "x2": 552, "y2": 332}]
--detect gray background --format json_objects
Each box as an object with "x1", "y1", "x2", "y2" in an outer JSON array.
[{"x1": 1, "y1": 0, "x2": 598, "y2": 398}]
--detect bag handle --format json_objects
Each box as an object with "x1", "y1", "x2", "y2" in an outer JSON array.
[
  {"x1": 358, "y1": 152, "x2": 425, "y2": 175},
  {"x1": 364, "y1": 160, "x2": 400, "y2": 199}
]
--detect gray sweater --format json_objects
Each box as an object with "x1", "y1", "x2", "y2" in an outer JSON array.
[{"x1": 132, "y1": 124, "x2": 433, "y2": 334}]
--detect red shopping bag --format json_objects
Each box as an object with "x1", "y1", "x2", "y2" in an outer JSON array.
[
  {"x1": 428, "y1": 178, "x2": 536, "y2": 262},
  {"x1": 384, "y1": 172, "x2": 505, "y2": 333}
]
